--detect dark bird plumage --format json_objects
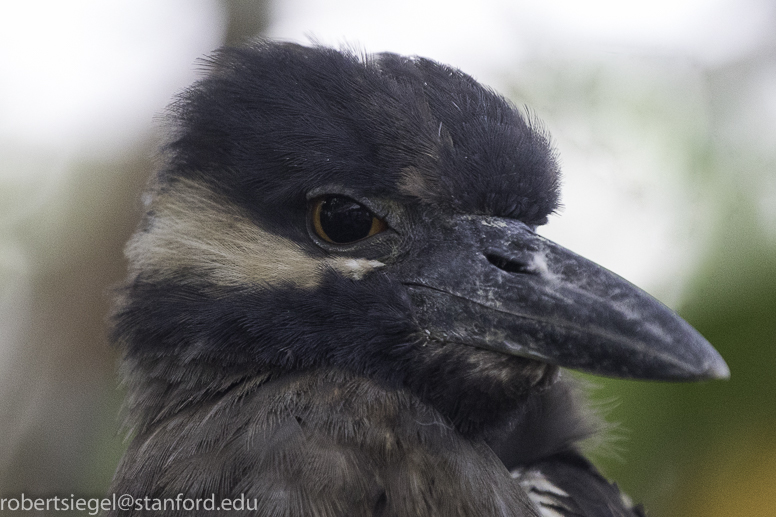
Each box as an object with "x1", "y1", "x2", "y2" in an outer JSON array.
[{"x1": 108, "y1": 41, "x2": 728, "y2": 516}]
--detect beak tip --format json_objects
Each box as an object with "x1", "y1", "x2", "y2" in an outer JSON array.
[
  {"x1": 675, "y1": 334, "x2": 730, "y2": 381},
  {"x1": 703, "y1": 355, "x2": 731, "y2": 380}
]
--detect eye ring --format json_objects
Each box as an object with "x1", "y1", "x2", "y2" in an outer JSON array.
[{"x1": 310, "y1": 196, "x2": 388, "y2": 245}]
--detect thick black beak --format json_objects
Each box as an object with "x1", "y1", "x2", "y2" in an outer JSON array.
[{"x1": 402, "y1": 215, "x2": 729, "y2": 381}]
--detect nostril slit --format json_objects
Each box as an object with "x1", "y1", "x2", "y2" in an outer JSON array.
[{"x1": 486, "y1": 254, "x2": 533, "y2": 275}]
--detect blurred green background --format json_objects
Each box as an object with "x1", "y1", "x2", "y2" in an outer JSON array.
[{"x1": 1, "y1": 1, "x2": 774, "y2": 516}]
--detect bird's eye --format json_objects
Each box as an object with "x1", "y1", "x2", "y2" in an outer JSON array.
[{"x1": 310, "y1": 196, "x2": 388, "y2": 244}]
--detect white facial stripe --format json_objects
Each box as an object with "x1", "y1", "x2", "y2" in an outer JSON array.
[
  {"x1": 121, "y1": 181, "x2": 307, "y2": 289},
  {"x1": 326, "y1": 258, "x2": 385, "y2": 280},
  {"x1": 127, "y1": 180, "x2": 385, "y2": 289}
]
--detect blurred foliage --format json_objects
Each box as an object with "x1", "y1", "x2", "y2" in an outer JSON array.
[
  {"x1": 221, "y1": 0, "x2": 270, "y2": 45},
  {"x1": 503, "y1": 46, "x2": 776, "y2": 516},
  {"x1": 0, "y1": 1, "x2": 270, "y2": 515},
  {"x1": 591, "y1": 232, "x2": 776, "y2": 516},
  {"x1": 580, "y1": 90, "x2": 775, "y2": 517}
]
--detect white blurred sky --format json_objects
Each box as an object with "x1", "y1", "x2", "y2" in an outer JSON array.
[
  {"x1": 1, "y1": 0, "x2": 774, "y2": 303},
  {"x1": 268, "y1": 0, "x2": 774, "y2": 82},
  {"x1": 0, "y1": 0, "x2": 227, "y2": 155}
]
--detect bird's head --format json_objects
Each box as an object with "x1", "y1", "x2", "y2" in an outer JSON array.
[{"x1": 113, "y1": 41, "x2": 728, "y2": 436}]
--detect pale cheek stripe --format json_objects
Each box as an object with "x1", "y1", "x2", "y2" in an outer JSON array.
[
  {"x1": 126, "y1": 180, "x2": 384, "y2": 289},
  {"x1": 327, "y1": 258, "x2": 385, "y2": 280}
]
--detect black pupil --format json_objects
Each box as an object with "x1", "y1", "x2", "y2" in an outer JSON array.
[{"x1": 319, "y1": 197, "x2": 374, "y2": 243}]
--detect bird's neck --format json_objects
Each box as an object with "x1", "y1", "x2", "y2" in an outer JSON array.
[
  {"x1": 111, "y1": 365, "x2": 542, "y2": 516},
  {"x1": 119, "y1": 355, "x2": 274, "y2": 434},
  {"x1": 120, "y1": 346, "x2": 561, "y2": 446}
]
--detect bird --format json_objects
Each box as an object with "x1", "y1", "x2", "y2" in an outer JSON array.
[{"x1": 108, "y1": 40, "x2": 729, "y2": 517}]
